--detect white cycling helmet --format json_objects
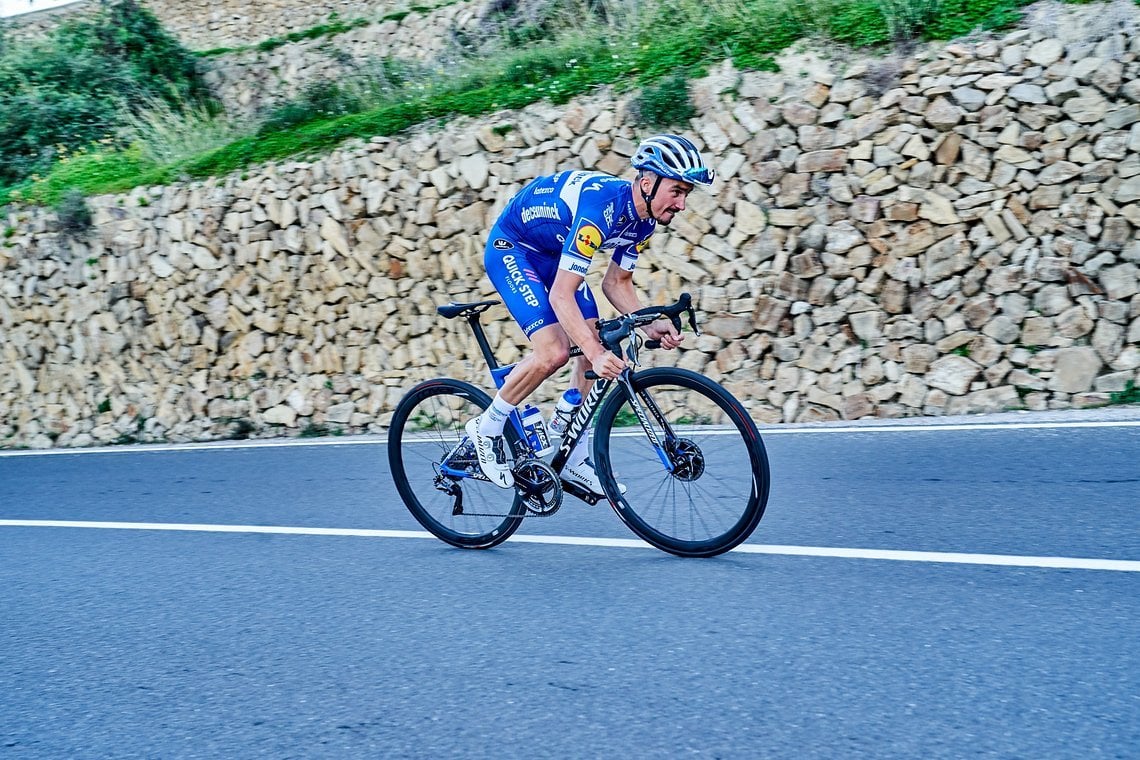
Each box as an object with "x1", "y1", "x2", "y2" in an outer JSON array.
[{"x1": 631, "y1": 134, "x2": 715, "y2": 187}]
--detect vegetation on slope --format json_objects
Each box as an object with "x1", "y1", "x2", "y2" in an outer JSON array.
[{"x1": 0, "y1": 0, "x2": 1069, "y2": 205}]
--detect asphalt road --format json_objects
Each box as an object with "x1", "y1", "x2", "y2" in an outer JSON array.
[{"x1": 2, "y1": 411, "x2": 1139, "y2": 758}]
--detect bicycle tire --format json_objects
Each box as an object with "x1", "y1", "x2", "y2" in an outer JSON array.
[
  {"x1": 388, "y1": 378, "x2": 525, "y2": 549},
  {"x1": 593, "y1": 367, "x2": 770, "y2": 558}
]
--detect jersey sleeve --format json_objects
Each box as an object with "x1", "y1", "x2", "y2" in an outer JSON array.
[
  {"x1": 611, "y1": 235, "x2": 651, "y2": 272},
  {"x1": 557, "y1": 182, "x2": 619, "y2": 277}
]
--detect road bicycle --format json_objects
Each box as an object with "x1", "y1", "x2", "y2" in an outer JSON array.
[{"x1": 387, "y1": 294, "x2": 770, "y2": 558}]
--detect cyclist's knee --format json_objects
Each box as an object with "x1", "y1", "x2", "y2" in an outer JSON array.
[
  {"x1": 533, "y1": 344, "x2": 571, "y2": 375},
  {"x1": 531, "y1": 329, "x2": 571, "y2": 375}
]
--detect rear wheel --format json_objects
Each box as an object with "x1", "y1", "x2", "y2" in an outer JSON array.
[
  {"x1": 593, "y1": 368, "x2": 770, "y2": 557},
  {"x1": 388, "y1": 378, "x2": 525, "y2": 549}
]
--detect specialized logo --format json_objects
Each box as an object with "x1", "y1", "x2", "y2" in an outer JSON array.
[
  {"x1": 521, "y1": 205, "x2": 562, "y2": 223},
  {"x1": 557, "y1": 380, "x2": 606, "y2": 461},
  {"x1": 503, "y1": 254, "x2": 540, "y2": 308},
  {"x1": 493, "y1": 238, "x2": 514, "y2": 250},
  {"x1": 574, "y1": 224, "x2": 602, "y2": 258}
]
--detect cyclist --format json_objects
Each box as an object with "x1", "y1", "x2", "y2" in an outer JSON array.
[{"x1": 465, "y1": 134, "x2": 716, "y2": 492}]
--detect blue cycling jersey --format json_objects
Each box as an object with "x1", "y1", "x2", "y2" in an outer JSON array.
[{"x1": 495, "y1": 170, "x2": 656, "y2": 276}]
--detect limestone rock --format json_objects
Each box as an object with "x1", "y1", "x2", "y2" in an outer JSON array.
[
  {"x1": 926, "y1": 355, "x2": 981, "y2": 395},
  {"x1": 1048, "y1": 347, "x2": 1102, "y2": 393}
]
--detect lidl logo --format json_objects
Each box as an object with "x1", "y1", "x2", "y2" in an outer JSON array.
[{"x1": 575, "y1": 224, "x2": 602, "y2": 258}]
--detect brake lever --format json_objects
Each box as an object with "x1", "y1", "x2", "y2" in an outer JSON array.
[{"x1": 625, "y1": 333, "x2": 642, "y2": 367}]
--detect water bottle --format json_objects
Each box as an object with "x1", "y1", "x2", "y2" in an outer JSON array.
[
  {"x1": 519, "y1": 403, "x2": 554, "y2": 456},
  {"x1": 548, "y1": 388, "x2": 583, "y2": 438}
]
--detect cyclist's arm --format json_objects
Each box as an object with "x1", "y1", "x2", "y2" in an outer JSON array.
[
  {"x1": 550, "y1": 269, "x2": 607, "y2": 362},
  {"x1": 600, "y1": 261, "x2": 642, "y2": 314},
  {"x1": 602, "y1": 262, "x2": 683, "y2": 349}
]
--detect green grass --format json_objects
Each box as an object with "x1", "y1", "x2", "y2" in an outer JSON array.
[
  {"x1": 407, "y1": 411, "x2": 443, "y2": 432},
  {"x1": 4, "y1": 0, "x2": 1041, "y2": 205},
  {"x1": 1109, "y1": 381, "x2": 1140, "y2": 406}
]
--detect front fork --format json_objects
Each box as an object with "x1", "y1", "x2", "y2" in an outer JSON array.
[{"x1": 615, "y1": 369, "x2": 676, "y2": 474}]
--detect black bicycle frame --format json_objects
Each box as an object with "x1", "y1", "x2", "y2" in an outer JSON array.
[{"x1": 460, "y1": 307, "x2": 674, "y2": 473}]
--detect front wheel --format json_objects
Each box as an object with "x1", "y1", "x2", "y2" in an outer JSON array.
[
  {"x1": 593, "y1": 368, "x2": 770, "y2": 557},
  {"x1": 388, "y1": 378, "x2": 525, "y2": 549}
]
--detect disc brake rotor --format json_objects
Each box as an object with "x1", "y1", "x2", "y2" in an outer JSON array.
[{"x1": 668, "y1": 437, "x2": 705, "y2": 482}]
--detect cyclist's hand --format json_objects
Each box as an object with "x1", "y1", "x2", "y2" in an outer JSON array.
[
  {"x1": 644, "y1": 318, "x2": 683, "y2": 350},
  {"x1": 590, "y1": 349, "x2": 627, "y2": 379}
]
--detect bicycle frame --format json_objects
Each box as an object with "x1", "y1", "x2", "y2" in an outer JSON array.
[{"x1": 438, "y1": 304, "x2": 680, "y2": 484}]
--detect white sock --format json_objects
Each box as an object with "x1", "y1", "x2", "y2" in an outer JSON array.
[{"x1": 479, "y1": 395, "x2": 515, "y2": 436}]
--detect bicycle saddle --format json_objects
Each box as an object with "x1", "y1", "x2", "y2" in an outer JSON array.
[{"x1": 436, "y1": 300, "x2": 501, "y2": 320}]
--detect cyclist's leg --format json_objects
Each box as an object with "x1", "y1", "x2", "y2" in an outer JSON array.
[
  {"x1": 468, "y1": 233, "x2": 569, "y2": 485},
  {"x1": 559, "y1": 284, "x2": 626, "y2": 496},
  {"x1": 482, "y1": 237, "x2": 573, "y2": 406}
]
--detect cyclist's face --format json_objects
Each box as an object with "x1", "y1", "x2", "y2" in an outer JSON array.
[{"x1": 649, "y1": 178, "x2": 693, "y2": 225}]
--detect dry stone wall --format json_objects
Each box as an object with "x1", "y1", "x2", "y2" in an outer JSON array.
[
  {"x1": 201, "y1": 0, "x2": 487, "y2": 117},
  {"x1": 4, "y1": 0, "x2": 495, "y2": 119},
  {"x1": 2, "y1": 3, "x2": 1139, "y2": 449},
  {"x1": 2, "y1": 0, "x2": 415, "y2": 51}
]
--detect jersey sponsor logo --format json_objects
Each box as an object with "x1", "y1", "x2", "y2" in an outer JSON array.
[
  {"x1": 493, "y1": 238, "x2": 514, "y2": 250},
  {"x1": 523, "y1": 317, "x2": 546, "y2": 334},
  {"x1": 521, "y1": 205, "x2": 562, "y2": 223},
  {"x1": 575, "y1": 224, "x2": 602, "y2": 258},
  {"x1": 533, "y1": 186, "x2": 554, "y2": 195},
  {"x1": 636, "y1": 238, "x2": 650, "y2": 253},
  {"x1": 503, "y1": 254, "x2": 541, "y2": 308},
  {"x1": 603, "y1": 201, "x2": 615, "y2": 229},
  {"x1": 564, "y1": 259, "x2": 589, "y2": 276}
]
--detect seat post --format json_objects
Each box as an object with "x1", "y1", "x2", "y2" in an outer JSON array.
[{"x1": 466, "y1": 314, "x2": 500, "y2": 371}]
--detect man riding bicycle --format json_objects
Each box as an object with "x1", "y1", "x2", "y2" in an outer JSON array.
[{"x1": 465, "y1": 133, "x2": 716, "y2": 493}]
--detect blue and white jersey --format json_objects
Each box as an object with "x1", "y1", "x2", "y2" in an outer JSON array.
[{"x1": 496, "y1": 170, "x2": 656, "y2": 276}]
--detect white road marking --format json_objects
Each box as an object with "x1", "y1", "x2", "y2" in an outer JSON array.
[
  {"x1": 1, "y1": 419, "x2": 1137, "y2": 458},
  {"x1": 3, "y1": 519, "x2": 1138, "y2": 572}
]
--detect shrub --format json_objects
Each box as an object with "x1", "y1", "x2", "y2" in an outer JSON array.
[
  {"x1": 54, "y1": 189, "x2": 92, "y2": 237},
  {"x1": 632, "y1": 73, "x2": 697, "y2": 128},
  {"x1": 0, "y1": 0, "x2": 211, "y2": 187}
]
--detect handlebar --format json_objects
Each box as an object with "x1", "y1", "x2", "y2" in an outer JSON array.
[{"x1": 596, "y1": 292, "x2": 700, "y2": 353}]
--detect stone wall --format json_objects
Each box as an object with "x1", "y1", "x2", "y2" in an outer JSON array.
[
  {"x1": 3, "y1": 0, "x2": 494, "y2": 119},
  {"x1": 201, "y1": 0, "x2": 487, "y2": 116},
  {"x1": 1, "y1": 3, "x2": 1139, "y2": 449},
  {"x1": 2, "y1": 0, "x2": 416, "y2": 51}
]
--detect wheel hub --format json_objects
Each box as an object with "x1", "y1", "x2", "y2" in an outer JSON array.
[{"x1": 668, "y1": 437, "x2": 705, "y2": 482}]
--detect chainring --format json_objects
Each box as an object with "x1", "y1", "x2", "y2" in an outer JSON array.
[{"x1": 513, "y1": 458, "x2": 563, "y2": 516}]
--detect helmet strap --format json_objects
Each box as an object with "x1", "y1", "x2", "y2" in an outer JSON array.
[{"x1": 639, "y1": 174, "x2": 664, "y2": 222}]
